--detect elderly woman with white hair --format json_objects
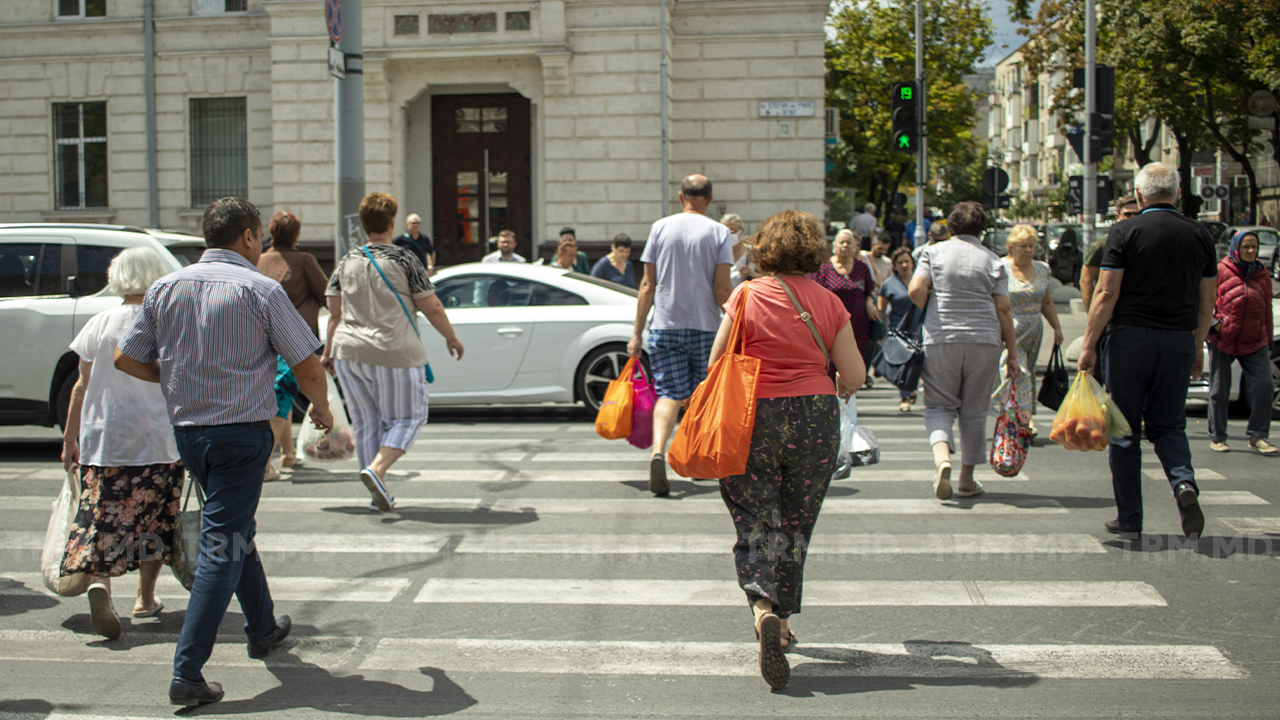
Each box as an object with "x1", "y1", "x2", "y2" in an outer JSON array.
[
  {"x1": 721, "y1": 213, "x2": 756, "y2": 286},
  {"x1": 60, "y1": 246, "x2": 183, "y2": 639}
]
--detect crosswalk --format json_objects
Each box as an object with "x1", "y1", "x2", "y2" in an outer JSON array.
[{"x1": 0, "y1": 385, "x2": 1274, "y2": 715}]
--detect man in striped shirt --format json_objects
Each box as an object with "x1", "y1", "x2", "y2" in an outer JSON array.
[{"x1": 115, "y1": 197, "x2": 334, "y2": 707}]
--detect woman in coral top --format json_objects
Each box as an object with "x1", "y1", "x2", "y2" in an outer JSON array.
[
  {"x1": 1207, "y1": 230, "x2": 1275, "y2": 454},
  {"x1": 708, "y1": 210, "x2": 866, "y2": 691}
]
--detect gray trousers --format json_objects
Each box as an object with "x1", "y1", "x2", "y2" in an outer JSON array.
[{"x1": 922, "y1": 342, "x2": 1003, "y2": 466}]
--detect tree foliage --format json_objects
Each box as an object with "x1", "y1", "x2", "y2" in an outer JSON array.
[{"x1": 825, "y1": 0, "x2": 992, "y2": 221}]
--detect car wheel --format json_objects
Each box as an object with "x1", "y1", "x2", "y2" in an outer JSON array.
[
  {"x1": 55, "y1": 372, "x2": 76, "y2": 431},
  {"x1": 575, "y1": 343, "x2": 649, "y2": 414}
]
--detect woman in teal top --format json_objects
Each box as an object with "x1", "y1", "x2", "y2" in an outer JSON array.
[{"x1": 552, "y1": 234, "x2": 590, "y2": 273}]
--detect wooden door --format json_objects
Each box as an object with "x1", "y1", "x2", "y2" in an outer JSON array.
[{"x1": 431, "y1": 93, "x2": 532, "y2": 266}]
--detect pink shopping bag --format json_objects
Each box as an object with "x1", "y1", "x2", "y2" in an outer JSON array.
[{"x1": 627, "y1": 360, "x2": 657, "y2": 449}]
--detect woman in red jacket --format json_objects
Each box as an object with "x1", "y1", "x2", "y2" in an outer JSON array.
[{"x1": 1208, "y1": 231, "x2": 1276, "y2": 454}]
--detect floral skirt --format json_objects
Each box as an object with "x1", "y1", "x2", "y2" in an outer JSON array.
[{"x1": 60, "y1": 462, "x2": 185, "y2": 577}]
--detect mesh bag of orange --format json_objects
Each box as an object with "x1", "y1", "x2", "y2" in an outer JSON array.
[{"x1": 1049, "y1": 371, "x2": 1130, "y2": 451}]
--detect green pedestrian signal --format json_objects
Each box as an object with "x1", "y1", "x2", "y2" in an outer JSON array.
[{"x1": 890, "y1": 81, "x2": 919, "y2": 155}]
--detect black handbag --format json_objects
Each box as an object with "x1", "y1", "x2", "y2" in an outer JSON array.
[
  {"x1": 872, "y1": 304, "x2": 924, "y2": 392},
  {"x1": 1037, "y1": 343, "x2": 1070, "y2": 410}
]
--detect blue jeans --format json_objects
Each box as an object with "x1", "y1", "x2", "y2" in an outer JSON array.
[
  {"x1": 1207, "y1": 344, "x2": 1274, "y2": 442},
  {"x1": 1105, "y1": 327, "x2": 1198, "y2": 527},
  {"x1": 172, "y1": 422, "x2": 276, "y2": 682}
]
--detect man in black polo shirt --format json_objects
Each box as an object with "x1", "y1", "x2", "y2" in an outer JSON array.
[{"x1": 1078, "y1": 163, "x2": 1217, "y2": 538}]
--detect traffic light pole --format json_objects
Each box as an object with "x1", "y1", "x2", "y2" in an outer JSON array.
[
  {"x1": 1082, "y1": 0, "x2": 1096, "y2": 250},
  {"x1": 914, "y1": 0, "x2": 926, "y2": 248}
]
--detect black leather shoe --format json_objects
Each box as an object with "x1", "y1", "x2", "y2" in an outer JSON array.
[
  {"x1": 247, "y1": 615, "x2": 291, "y2": 659},
  {"x1": 169, "y1": 677, "x2": 224, "y2": 707},
  {"x1": 1104, "y1": 519, "x2": 1142, "y2": 535},
  {"x1": 1175, "y1": 482, "x2": 1205, "y2": 538}
]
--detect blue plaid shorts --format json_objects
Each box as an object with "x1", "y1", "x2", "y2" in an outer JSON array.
[{"x1": 648, "y1": 329, "x2": 718, "y2": 400}]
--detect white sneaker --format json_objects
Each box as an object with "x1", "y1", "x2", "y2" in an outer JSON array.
[
  {"x1": 1209, "y1": 441, "x2": 1230, "y2": 453},
  {"x1": 361, "y1": 468, "x2": 394, "y2": 512},
  {"x1": 87, "y1": 582, "x2": 121, "y2": 639},
  {"x1": 1249, "y1": 437, "x2": 1278, "y2": 455}
]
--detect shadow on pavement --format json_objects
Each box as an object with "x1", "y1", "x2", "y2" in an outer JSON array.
[
  {"x1": 943, "y1": 492, "x2": 1115, "y2": 510},
  {"x1": 322, "y1": 505, "x2": 539, "y2": 526},
  {"x1": 780, "y1": 640, "x2": 1039, "y2": 697},
  {"x1": 0, "y1": 577, "x2": 60, "y2": 616},
  {"x1": 0, "y1": 439, "x2": 61, "y2": 463},
  {"x1": 181, "y1": 662, "x2": 477, "y2": 717},
  {"x1": 0, "y1": 699, "x2": 54, "y2": 716},
  {"x1": 1103, "y1": 533, "x2": 1280, "y2": 558}
]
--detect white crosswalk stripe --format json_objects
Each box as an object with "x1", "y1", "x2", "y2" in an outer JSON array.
[{"x1": 2, "y1": 573, "x2": 410, "y2": 602}]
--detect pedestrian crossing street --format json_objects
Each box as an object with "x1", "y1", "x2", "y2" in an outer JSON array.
[{"x1": 0, "y1": 387, "x2": 1276, "y2": 716}]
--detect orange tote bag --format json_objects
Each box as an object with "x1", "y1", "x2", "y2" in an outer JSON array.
[
  {"x1": 668, "y1": 285, "x2": 760, "y2": 479},
  {"x1": 595, "y1": 356, "x2": 636, "y2": 440}
]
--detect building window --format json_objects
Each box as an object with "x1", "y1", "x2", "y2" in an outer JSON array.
[
  {"x1": 192, "y1": 0, "x2": 247, "y2": 14},
  {"x1": 394, "y1": 14, "x2": 419, "y2": 35},
  {"x1": 505, "y1": 11, "x2": 530, "y2": 31},
  {"x1": 428, "y1": 13, "x2": 497, "y2": 34},
  {"x1": 59, "y1": 0, "x2": 106, "y2": 17},
  {"x1": 53, "y1": 102, "x2": 108, "y2": 210},
  {"x1": 455, "y1": 107, "x2": 507, "y2": 134},
  {"x1": 189, "y1": 97, "x2": 247, "y2": 208}
]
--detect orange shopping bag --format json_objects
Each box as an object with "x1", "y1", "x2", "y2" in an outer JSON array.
[
  {"x1": 668, "y1": 285, "x2": 760, "y2": 479},
  {"x1": 595, "y1": 356, "x2": 636, "y2": 440}
]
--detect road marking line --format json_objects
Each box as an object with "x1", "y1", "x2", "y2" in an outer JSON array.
[
  {"x1": 1220, "y1": 517, "x2": 1280, "y2": 534},
  {"x1": 0, "y1": 532, "x2": 450, "y2": 555},
  {"x1": 1195, "y1": 491, "x2": 1270, "y2": 506},
  {"x1": 0, "y1": 630, "x2": 363, "y2": 668},
  {"x1": 413, "y1": 579, "x2": 1166, "y2": 606},
  {"x1": 1, "y1": 573, "x2": 411, "y2": 602},
  {"x1": 1141, "y1": 469, "x2": 1227, "y2": 481},
  {"x1": 453, "y1": 533, "x2": 1105, "y2": 555}
]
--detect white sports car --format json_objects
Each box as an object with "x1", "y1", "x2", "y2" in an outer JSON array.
[{"x1": 323, "y1": 262, "x2": 646, "y2": 413}]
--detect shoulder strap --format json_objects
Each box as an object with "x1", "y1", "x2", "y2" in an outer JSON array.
[
  {"x1": 775, "y1": 277, "x2": 830, "y2": 364},
  {"x1": 361, "y1": 245, "x2": 420, "y2": 338}
]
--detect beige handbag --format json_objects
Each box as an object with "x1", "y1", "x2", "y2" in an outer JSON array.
[{"x1": 171, "y1": 478, "x2": 204, "y2": 591}]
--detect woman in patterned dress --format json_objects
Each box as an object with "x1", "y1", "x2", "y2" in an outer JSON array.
[
  {"x1": 712, "y1": 211, "x2": 866, "y2": 690},
  {"x1": 812, "y1": 228, "x2": 879, "y2": 375},
  {"x1": 60, "y1": 247, "x2": 184, "y2": 639},
  {"x1": 991, "y1": 224, "x2": 1064, "y2": 437}
]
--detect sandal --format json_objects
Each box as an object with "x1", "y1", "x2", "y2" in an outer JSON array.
[
  {"x1": 133, "y1": 601, "x2": 164, "y2": 618},
  {"x1": 754, "y1": 613, "x2": 790, "y2": 690},
  {"x1": 899, "y1": 401, "x2": 911, "y2": 413}
]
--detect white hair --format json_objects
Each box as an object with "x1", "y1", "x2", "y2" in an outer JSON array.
[
  {"x1": 406, "y1": 213, "x2": 422, "y2": 224},
  {"x1": 720, "y1": 213, "x2": 741, "y2": 224},
  {"x1": 107, "y1": 247, "x2": 167, "y2": 297},
  {"x1": 835, "y1": 228, "x2": 855, "y2": 242},
  {"x1": 1135, "y1": 162, "x2": 1179, "y2": 203},
  {"x1": 864, "y1": 203, "x2": 876, "y2": 214}
]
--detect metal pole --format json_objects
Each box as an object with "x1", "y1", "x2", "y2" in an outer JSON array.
[
  {"x1": 659, "y1": 0, "x2": 670, "y2": 216},
  {"x1": 913, "y1": 0, "x2": 926, "y2": 248},
  {"x1": 143, "y1": 0, "x2": 158, "y2": 227},
  {"x1": 483, "y1": 149, "x2": 490, "y2": 244},
  {"x1": 1083, "y1": 0, "x2": 1096, "y2": 247},
  {"x1": 335, "y1": 0, "x2": 364, "y2": 257}
]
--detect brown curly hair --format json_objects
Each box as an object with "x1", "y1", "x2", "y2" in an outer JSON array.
[
  {"x1": 750, "y1": 210, "x2": 828, "y2": 274},
  {"x1": 358, "y1": 192, "x2": 398, "y2": 234}
]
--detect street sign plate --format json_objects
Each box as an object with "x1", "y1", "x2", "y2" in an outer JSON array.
[
  {"x1": 1199, "y1": 184, "x2": 1216, "y2": 200},
  {"x1": 1248, "y1": 89, "x2": 1276, "y2": 118},
  {"x1": 758, "y1": 101, "x2": 816, "y2": 118},
  {"x1": 325, "y1": 0, "x2": 342, "y2": 44},
  {"x1": 328, "y1": 45, "x2": 346, "y2": 80},
  {"x1": 1214, "y1": 185, "x2": 1229, "y2": 199},
  {"x1": 982, "y1": 167, "x2": 1010, "y2": 196}
]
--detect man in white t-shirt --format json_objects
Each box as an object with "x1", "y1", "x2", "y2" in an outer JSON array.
[
  {"x1": 481, "y1": 229, "x2": 526, "y2": 263},
  {"x1": 851, "y1": 203, "x2": 878, "y2": 246},
  {"x1": 628, "y1": 174, "x2": 734, "y2": 496},
  {"x1": 861, "y1": 234, "x2": 893, "y2": 291}
]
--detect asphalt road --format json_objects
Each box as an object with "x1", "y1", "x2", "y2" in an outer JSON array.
[{"x1": 1, "y1": 389, "x2": 1278, "y2": 720}]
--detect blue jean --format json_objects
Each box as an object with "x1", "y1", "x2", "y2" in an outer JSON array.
[
  {"x1": 172, "y1": 422, "x2": 276, "y2": 682},
  {"x1": 1105, "y1": 327, "x2": 1198, "y2": 527},
  {"x1": 1207, "y1": 344, "x2": 1274, "y2": 442}
]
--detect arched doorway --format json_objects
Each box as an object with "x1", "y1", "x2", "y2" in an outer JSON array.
[{"x1": 431, "y1": 93, "x2": 532, "y2": 265}]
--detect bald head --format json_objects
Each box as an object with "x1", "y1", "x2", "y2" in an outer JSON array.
[{"x1": 679, "y1": 174, "x2": 713, "y2": 214}]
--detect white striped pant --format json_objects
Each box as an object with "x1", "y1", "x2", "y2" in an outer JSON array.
[{"x1": 333, "y1": 359, "x2": 429, "y2": 470}]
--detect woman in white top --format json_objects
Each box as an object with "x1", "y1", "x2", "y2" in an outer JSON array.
[
  {"x1": 722, "y1": 213, "x2": 757, "y2": 286},
  {"x1": 322, "y1": 192, "x2": 464, "y2": 512},
  {"x1": 60, "y1": 247, "x2": 182, "y2": 639}
]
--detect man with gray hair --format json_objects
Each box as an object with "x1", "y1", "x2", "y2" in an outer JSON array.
[
  {"x1": 1078, "y1": 162, "x2": 1217, "y2": 539},
  {"x1": 851, "y1": 203, "x2": 878, "y2": 248}
]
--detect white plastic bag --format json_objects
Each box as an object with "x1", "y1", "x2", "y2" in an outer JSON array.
[
  {"x1": 296, "y1": 373, "x2": 356, "y2": 462},
  {"x1": 41, "y1": 469, "x2": 88, "y2": 597},
  {"x1": 832, "y1": 396, "x2": 856, "y2": 479}
]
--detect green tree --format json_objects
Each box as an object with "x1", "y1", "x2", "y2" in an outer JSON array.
[
  {"x1": 930, "y1": 140, "x2": 989, "y2": 210},
  {"x1": 825, "y1": 0, "x2": 993, "y2": 223}
]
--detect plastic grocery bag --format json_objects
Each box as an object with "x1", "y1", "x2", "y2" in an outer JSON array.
[
  {"x1": 832, "y1": 396, "x2": 856, "y2": 479},
  {"x1": 627, "y1": 360, "x2": 657, "y2": 450},
  {"x1": 990, "y1": 383, "x2": 1031, "y2": 476},
  {"x1": 595, "y1": 356, "x2": 636, "y2": 440},
  {"x1": 41, "y1": 469, "x2": 89, "y2": 597},
  {"x1": 297, "y1": 373, "x2": 356, "y2": 462},
  {"x1": 1048, "y1": 371, "x2": 1122, "y2": 452}
]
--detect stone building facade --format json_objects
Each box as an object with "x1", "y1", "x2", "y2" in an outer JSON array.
[{"x1": 1, "y1": 0, "x2": 828, "y2": 265}]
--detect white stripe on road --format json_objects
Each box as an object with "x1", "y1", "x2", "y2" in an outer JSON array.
[
  {"x1": 453, "y1": 533, "x2": 1105, "y2": 555},
  {"x1": 1220, "y1": 517, "x2": 1280, "y2": 534},
  {"x1": 0, "y1": 631, "x2": 1240, "y2": 681},
  {"x1": 360, "y1": 638, "x2": 1242, "y2": 680},
  {"x1": 413, "y1": 579, "x2": 1165, "y2": 606},
  {"x1": 2, "y1": 573, "x2": 411, "y2": 602},
  {"x1": 1195, "y1": 491, "x2": 1269, "y2": 506},
  {"x1": 0, "y1": 532, "x2": 451, "y2": 555},
  {"x1": 1142, "y1": 469, "x2": 1228, "y2": 482}
]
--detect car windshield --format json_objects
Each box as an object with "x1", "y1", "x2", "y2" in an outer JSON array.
[
  {"x1": 565, "y1": 271, "x2": 639, "y2": 297},
  {"x1": 1253, "y1": 229, "x2": 1278, "y2": 247}
]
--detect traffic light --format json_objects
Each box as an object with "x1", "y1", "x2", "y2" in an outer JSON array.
[
  {"x1": 891, "y1": 81, "x2": 919, "y2": 154},
  {"x1": 1072, "y1": 65, "x2": 1114, "y2": 157}
]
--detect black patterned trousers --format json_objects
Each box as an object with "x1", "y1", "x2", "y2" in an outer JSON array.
[{"x1": 719, "y1": 394, "x2": 839, "y2": 618}]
